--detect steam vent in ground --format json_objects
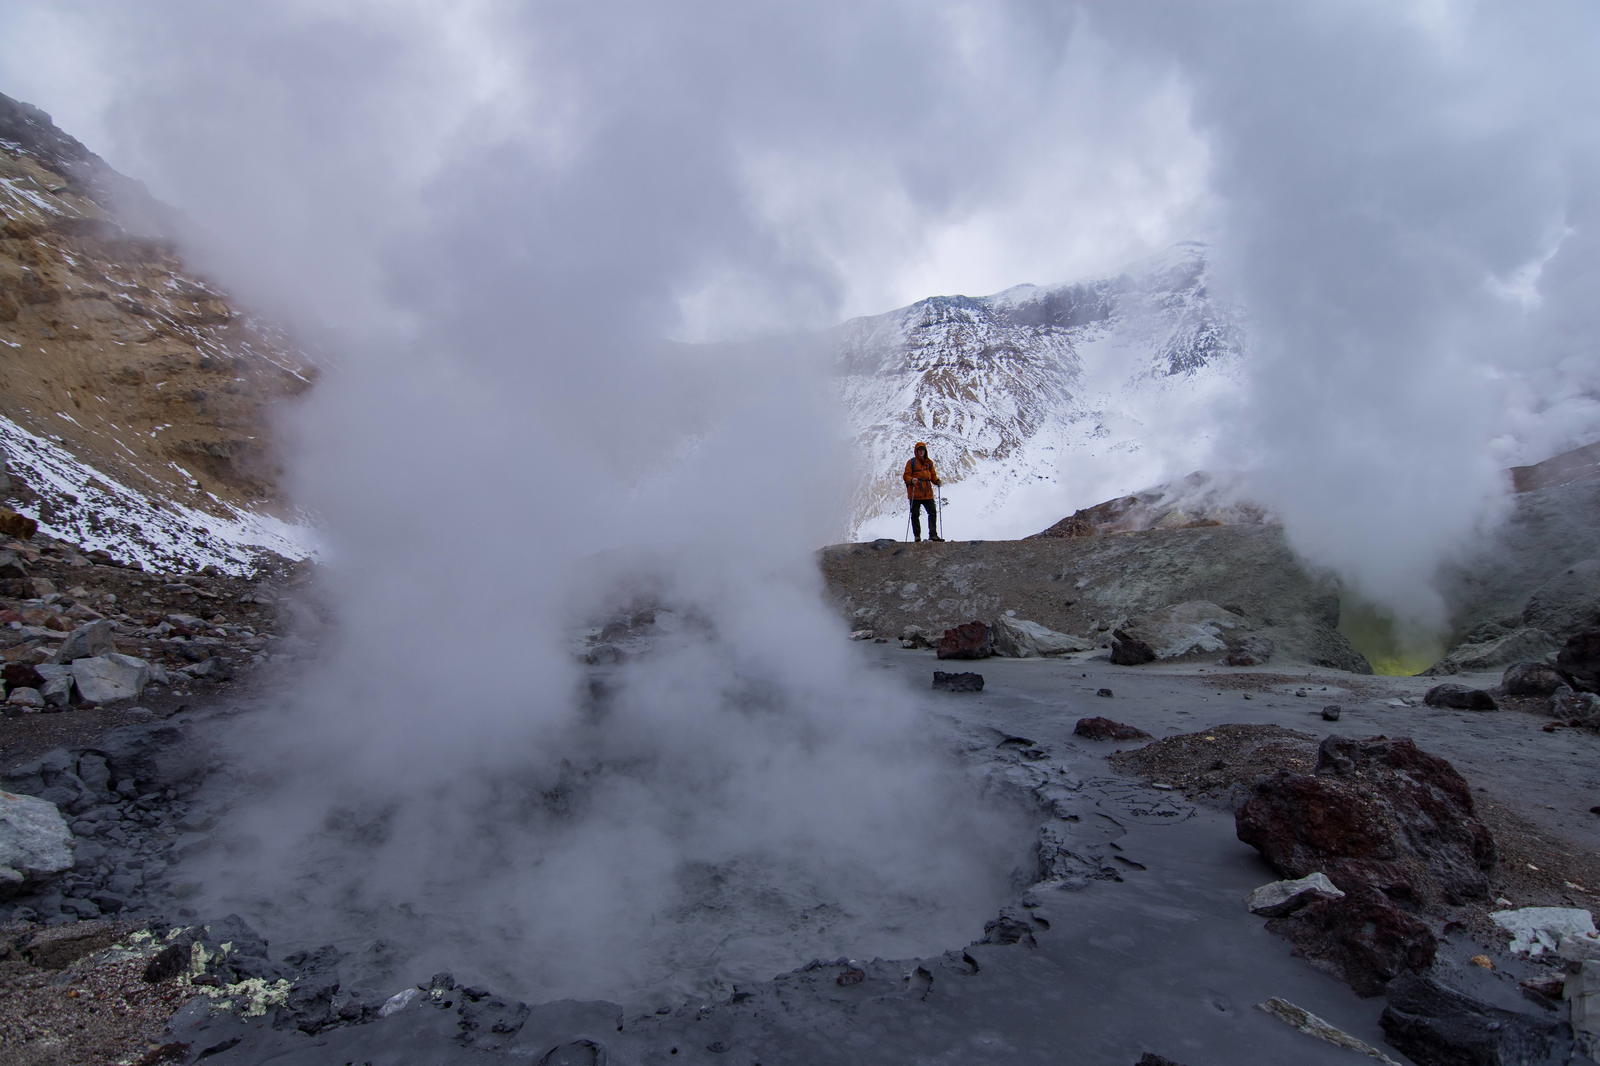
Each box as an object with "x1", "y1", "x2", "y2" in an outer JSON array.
[{"x1": 6, "y1": 2, "x2": 1600, "y2": 1061}]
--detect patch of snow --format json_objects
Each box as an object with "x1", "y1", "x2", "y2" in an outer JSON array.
[{"x1": 0, "y1": 415, "x2": 318, "y2": 574}]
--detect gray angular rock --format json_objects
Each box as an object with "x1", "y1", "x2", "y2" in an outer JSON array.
[
  {"x1": 1247, "y1": 872, "x2": 1345, "y2": 917},
  {"x1": 6, "y1": 686, "x2": 43, "y2": 709},
  {"x1": 1423, "y1": 627, "x2": 1557, "y2": 676},
  {"x1": 40, "y1": 675, "x2": 72, "y2": 708},
  {"x1": 990, "y1": 615, "x2": 1095, "y2": 658},
  {"x1": 69, "y1": 653, "x2": 150, "y2": 703},
  {"x1": 1553, "y1": 689, "x2": 1600, "y2": 727},
  {"x1": 50, "y1": 619, "x2": 116, "y2": 664},
  {"x1": 0, "y1": 790, "x2": 73, "y2": 895}
]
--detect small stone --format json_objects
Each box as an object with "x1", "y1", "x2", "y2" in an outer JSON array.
[
  {"x1": 1096, "y1": 688, "x2": 1114, "y2": 698},
  {"x1": 932, "y1": 671, "x2": 984, "y2": 693},
  {"x1": 848, "y1": 630, "x2": 873, "y2": 641},
  {"x1": 1470, "y1": 954, "x2": 1494, "y2": 969},
  {"x1": 1073, "y1": 716, "x2": 1151, "y2": 742},
  {"x1": 1424, "y1": 683, "x2": 1498, "y2": 711},
  {"x1": 1321, "y1": 705, "x2": 1341, "y2": 721},
  {"x1": 6, "y1": 687, "x2": 43, "y2": 709}
]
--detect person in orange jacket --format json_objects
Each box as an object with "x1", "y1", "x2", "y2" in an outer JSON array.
[{"x1": 903, "y1": 441, "x2": 943, "y2": 542}]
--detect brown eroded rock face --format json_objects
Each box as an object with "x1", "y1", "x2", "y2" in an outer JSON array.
[
  {"x1": 0, "y1": 93, "x2": 313, "y2": 527},
  {"x1": 1235, "y1": 735, "x2": 1496, "y2": 908}
]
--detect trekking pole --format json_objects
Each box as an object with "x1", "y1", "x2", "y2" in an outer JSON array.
[{"x1": 937, "y1": 487, "x2": 947, "y2": 541}]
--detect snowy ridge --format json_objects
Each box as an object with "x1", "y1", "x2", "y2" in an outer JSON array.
[
  {"x1": 0, "y1": 414, "x2": 316, "y2": 574},
  {"x1": 838, "y1": 242, "x2": 1244, "y2": 540}
]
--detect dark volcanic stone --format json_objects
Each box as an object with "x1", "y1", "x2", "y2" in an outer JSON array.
[
  {"x1": 1500, "y1": 661, "x2": 1570, "y2": 698},
  {"x1": 1266, "y1": 886, "x2": 1436, "y2": 997},
  {"x1": 1109, "y1": 628, "x2": 1156, "y2": 666},
  {"x1": 1381, "y1": 973, "x2": 1574, "y2": 1065},
  {"x1": 1556, "y1": 630, "x2": 1600, "y2": 692},
  {"x1": 1, "y1": 663, "x2": 44, "y2": 690},
  {"x1": 1135, "y1": 1057, "x2": 1189, "y2": 1066},
  {"x1": 1235, "y1": 735, "x2": 1494, "y2": 906},
  {"x1": 936, "y1": 621, "x2": 993, "y2": 660},
  {"x1": 1073, "y1": 716, "x2": 1151, "y2": 742},
  {"x1": 1423, "y1": 684, "x2": 1498, "y2": 711},
  {"x1": 932, "y1": 671, "x2": 983, "y2": 693},
  {"x1": 1321, "y1": 705, "x2": 1342, "y2": 721}
]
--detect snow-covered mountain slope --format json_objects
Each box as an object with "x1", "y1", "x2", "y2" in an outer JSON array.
[
  {"x1": 836, "y1": 242, "x2": 1244, "y2": 541},
  {"x1": 0, "y1": 92, "x2": 316, "y2": 573}
]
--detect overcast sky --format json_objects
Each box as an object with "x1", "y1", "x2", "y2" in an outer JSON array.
[{"x1": 0, "y1": 1, "x2": 1209, "y2": 325}]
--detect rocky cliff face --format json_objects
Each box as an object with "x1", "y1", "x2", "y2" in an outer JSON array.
[
  {"x1": 836, "y1": 242, "x2": 1243, "y2": 540},
  {"x1": 0, "y1": 93, "x2": 313, "y2": 573}
]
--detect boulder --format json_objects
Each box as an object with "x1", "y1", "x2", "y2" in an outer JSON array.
[
  {"x1": 990, "y1": 616, "x2": 1095, "y2": 658},
  {"x1": 0, "y1": 790, "x2": 73, "y2": 895},
  {"x1": 50, "y1": 619, "x2": 116, "y2": 664},
  {"x1": 1110, "y1": 628, "x2": 1157, "y2": 666},
  {"x1": 6, "y1": 686, "x2": 43, "y2": 709},
  {"x1": 932, "y1": 671, "x2": 983, "y2": 693},
  {"x1": 1221, "y1": 634, "x2": 1275, "y2": 667},
  {"x1": 1522, "y1": 557, "x2": 1600, "y2": 640},
  {"x1": 0, "y1": 507, "x2": 37, "y2": 540},
  {"x1": 1235, "y1": 735, "x2": 1494, "y2": 906},
  {"x1": 1073, "y1": 717, "x2": 1151, "y2": 742},
  {"x1": 1246, "y1": 872, "x2": 1345, "y2": 918},
  {"x1": 0, "y1": 549, "x2": 27, "y2": 580},
  {"x1": 1109, "y1": 601, "x2": 1249, "y2": 666},
  {"x1": 1423, "y1": 684, "x2": 1498, "y2": 711},
  {"x1": 1, "y1": 663, "x2": 43, "y2": 690},
  {"x1": 1381, "y1": 974, "x2": 1574, "y2": 1065},
  {"x1": 1556, "y1": 630, "x2": 1600, "y2": 692},
  {"x1": 40, "y1": 675, "x2": 72, "y2": 708},
  {"x1": 1552, "y1": 689, "x2": 1600, "y2": 728},
  {"x1": 1266, "y1": 886, "x2": 1436, "y2": 997},
  {"x1": 1489, "y1": 906, "x2": 1596, "y2": 957},
  {"x1": 1422, "y1": 627, "x2": 1556, "y2": 676},
  {"x1": 1500, "y1": 661, "x2": 1570, "y2": 698},
  {"x1": 936, "y1": 621, "x2": 993, "y2": 660},
  {"x1": 69, "y1": 653, "x2": 150, "y2": 703},
  {"x1": 1571, "y1": 959, "x2": 1600, "y2": 1063},
  {"x1": 898, "y1": 625, "x2": 933, "y2": 650}
]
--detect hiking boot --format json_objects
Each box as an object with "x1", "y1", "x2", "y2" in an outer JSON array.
[
  {"x1": 913, "y1": 536, "x2": 922, "y2": 542},
  {"x1": 929, "y1": 535, "x2": 944, "y2": 542}
]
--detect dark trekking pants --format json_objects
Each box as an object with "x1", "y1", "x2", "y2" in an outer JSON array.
[{"x1": 910, "y1": 497, "x2": 937, "y2": 539}]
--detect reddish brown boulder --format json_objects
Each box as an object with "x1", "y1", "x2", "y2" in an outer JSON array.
[
  {"x1": 1235, "y1": 735, "x2": 1494, "y2": 906},
  {"x1": 936, "y1": 621, "x2": 993, "y2": 660},
  {"x1": 1073, "y1": 717, "x2": 1151, "y2": 742},
  {"x1": 1268, "y1": 886, "x2": 1436, "y2": 997}
]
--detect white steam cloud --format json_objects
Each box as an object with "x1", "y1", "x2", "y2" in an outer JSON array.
[{"x1": 1087, "y1": 1, "x2": 1600, "y2": 627}]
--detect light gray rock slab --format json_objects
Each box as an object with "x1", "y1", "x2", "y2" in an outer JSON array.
[
  {"x1": 1247, "y1": 873, "x2": 1345, "y2": 918},
  {"x1": 991, "y1": 616, "x2": 1096, "y2": 658},
  {"x1": 49, "y1": 619, "x2": 116, "y2": 664},
  {"x1": 1492, "y1": 906, "x2": 1597, "y2": 956},
  {"x1": 1257, "y1": 998, "x2": 1404, "y2": 1065},
  {"x1": 69, "y1": 653, "x2": 150, "y2": 703},
  {"x1": 0, "y1": 790, "x2": 73, "y2": 894}
]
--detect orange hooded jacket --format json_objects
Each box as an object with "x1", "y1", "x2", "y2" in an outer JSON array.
[{"x1": 903, "y1": 448, "x2": 940, "y2": 501}]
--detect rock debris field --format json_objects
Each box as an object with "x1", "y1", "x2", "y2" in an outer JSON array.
[{"x1": 5, "y1": 529, "x2": 1600, "y2": 1064}]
